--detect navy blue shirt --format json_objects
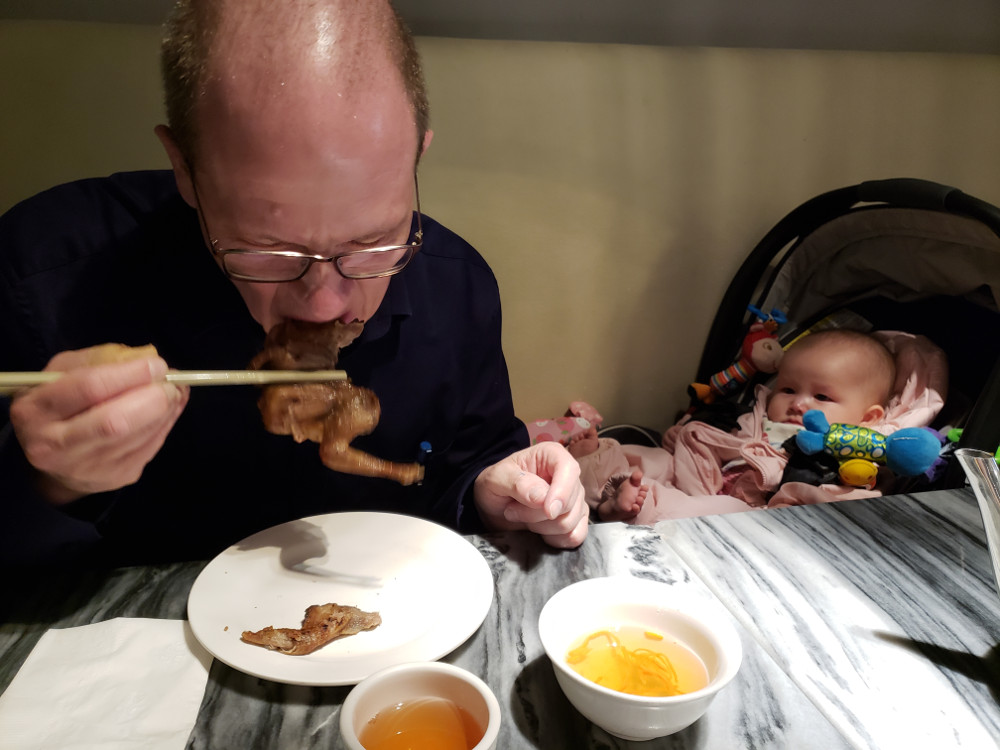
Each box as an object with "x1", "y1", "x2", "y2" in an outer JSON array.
[{"x1": 0, "y1": 171, "x2": 528, "y2": 566}]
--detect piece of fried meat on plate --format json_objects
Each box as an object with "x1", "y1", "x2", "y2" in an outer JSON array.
[{"x1": 241, "y1": 603, "x2": 382, "y2": 656}]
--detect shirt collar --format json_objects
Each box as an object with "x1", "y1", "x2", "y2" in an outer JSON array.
[{"x1": 356, "y1": 270, "x2": 413, "y2": 343}]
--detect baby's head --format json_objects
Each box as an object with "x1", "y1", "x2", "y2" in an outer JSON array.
[{"x1": 766, "y1": 329, "x2": 896, "y2": 427}]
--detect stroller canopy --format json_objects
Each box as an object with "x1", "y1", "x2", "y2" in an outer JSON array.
[{"x1": 697, "y1": 178, "x2": 1000, "y2": 466}]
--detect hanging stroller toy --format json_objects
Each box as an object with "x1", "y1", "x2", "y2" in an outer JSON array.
[{"x1": 688, "y1": 307, "x2": 786, "y2": 404}]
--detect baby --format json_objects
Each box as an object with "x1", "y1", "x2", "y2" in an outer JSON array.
[
  {"x1": 570, "y1": 329, "x2": 897, "y2": 522},
  {"x1": 766, "y1": 328, "x2": 894, "y2": 429}
]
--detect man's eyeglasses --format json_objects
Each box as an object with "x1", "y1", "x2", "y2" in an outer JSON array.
[{"x1": 192, "y1": 175, "x2": 422, "y2": 283}]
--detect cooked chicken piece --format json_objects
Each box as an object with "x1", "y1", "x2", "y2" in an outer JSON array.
[
  {"x1": 249, "y1": 318, "x2": 364, "y2": 371},
  {"x1": 259, "y1": 381, "x2": 425, "y2": 485},
  {"x1": 252, "y1": 319, "x2": 424, "y2": 485},
  {"x1": 241, "y1": 603, "x2": 382, "y2": 656}
]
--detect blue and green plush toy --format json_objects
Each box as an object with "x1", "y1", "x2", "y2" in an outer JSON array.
[{"x1": 795, "y1": 410, "x2": 942, "y2": 489}]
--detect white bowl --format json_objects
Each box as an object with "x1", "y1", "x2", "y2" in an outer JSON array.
[
  {"x1": 339, "y1": 661, "x2": 501, "y2": 750},
  {"x1": 538, "y1": 576, "x2": 742, "y2": 741}
]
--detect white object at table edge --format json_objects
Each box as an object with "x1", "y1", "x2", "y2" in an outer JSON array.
[{"x1": 187, "y1": 511, "x2": 494, "y2": 686}]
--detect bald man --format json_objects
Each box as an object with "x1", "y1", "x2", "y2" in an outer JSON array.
[{"x1": 0, "y1": 0, "x2": 588, "y2": 567}]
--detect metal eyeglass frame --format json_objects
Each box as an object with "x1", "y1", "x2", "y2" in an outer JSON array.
[{"x1": 190, "y1": 172, "x2": 423, "y2": 283}]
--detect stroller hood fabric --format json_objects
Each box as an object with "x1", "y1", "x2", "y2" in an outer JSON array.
[{"x1": 759, "y1": 207, "x2": 1000, "y2": 332}]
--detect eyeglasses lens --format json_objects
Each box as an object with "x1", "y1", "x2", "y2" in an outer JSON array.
[
  {"x1": 222, "y1": 253, "x2": 310, "y2": 282},
  {"x1": 336, "y1": 246, "x2": 414, "y2": 277}
]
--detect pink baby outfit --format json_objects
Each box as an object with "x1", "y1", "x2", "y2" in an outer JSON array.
[
  {"x1": 526, "y1": 401, "x2": 604, "y2": 446},
  {"x1": 574, "y1": 331, "x2": 948, "y2": 524}
]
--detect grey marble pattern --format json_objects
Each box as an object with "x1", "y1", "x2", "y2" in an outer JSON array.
[
  {"x1": 2, "y1": 488, "x2": 998, "y2": 749},
  {"x1": 658, "y1": 490, "x2": 1000, "y2": 749}
]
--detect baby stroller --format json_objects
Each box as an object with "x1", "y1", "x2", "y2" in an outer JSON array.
[{"x1": 604, "y1": 177, "x2": 1000, "y2": 492}]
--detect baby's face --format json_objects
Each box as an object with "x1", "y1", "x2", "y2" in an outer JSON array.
[{"x1": 766, "y1": 348, "x2": 883, "y2": 426}]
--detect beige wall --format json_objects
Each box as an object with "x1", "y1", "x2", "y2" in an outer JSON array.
[{"x1": 3, "y1": 20, "x2": 999, "y2": 428}]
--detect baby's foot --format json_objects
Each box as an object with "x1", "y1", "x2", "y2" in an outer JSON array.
[
  {"x1": 599, "y1": 468, "x2": 647, "y2": 522},
  {"x1": 567, "y1": 426, "x2": 600, "y2": 458}
]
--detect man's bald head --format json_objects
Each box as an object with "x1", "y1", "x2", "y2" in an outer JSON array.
[{"x1": 161, "y1": 0, "x2": 428, "y2": 163}]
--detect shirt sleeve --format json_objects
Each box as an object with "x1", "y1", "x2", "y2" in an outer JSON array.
[
  {"x1": 0, "y1": 184, "x2": 110, "y2": 567},
  {"x1": 432, "y1": 304, "x2": 529, "y2": 535},
  {"x1": 0, "y1": 413, "x2": 104, "y2": 567},
  {"x1": 402, "y1": 265, "x2": 528, "y2": 533}
]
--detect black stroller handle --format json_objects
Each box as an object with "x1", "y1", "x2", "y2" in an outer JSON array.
[
  {"x1": 859, "y1": 178, "x2": 1000, "y2": 236},
  {"x1": 857, "y1": 178, "x2": 959, "y2": 211}
]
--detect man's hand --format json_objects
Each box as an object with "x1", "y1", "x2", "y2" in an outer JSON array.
[
  {"x1": 9, "y1": 346, "x2": 189, "y2": 503},
  {"x1": 474, "y1": 442, "x2": 589, "y2": 549}
]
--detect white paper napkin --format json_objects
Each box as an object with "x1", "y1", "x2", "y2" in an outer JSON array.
[{"x1": 0, "y1": 618, "x2": 212, "y2": 750}]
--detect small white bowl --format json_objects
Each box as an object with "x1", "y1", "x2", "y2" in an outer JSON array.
[
  {"x1": 339, "y1": 661, "x2": 501, "y2": 750},
  {"x1": 538, "y1": 576, "x2": 742, "y2": 741}
]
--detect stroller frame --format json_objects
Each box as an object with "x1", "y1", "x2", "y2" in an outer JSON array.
[{"x1": 695, "y1": 178, "x2": 1000, "y2": 487}]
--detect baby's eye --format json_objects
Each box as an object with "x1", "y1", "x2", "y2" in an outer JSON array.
[
  {"x1": 815, "y1": 394, "x2": 832, "y2": 402},
  {"x1": 779, "y1": 387, "x2": 795, "y2": 395}
]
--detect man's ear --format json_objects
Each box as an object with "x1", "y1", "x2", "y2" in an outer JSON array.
[
  {"x1": 155, "y1": 124, "x2": 197, "y2": 208},
  {"x1": 861, "y1": 404, "x2": 886, "y2": 425},
  {"x1": 420, "y1": 128, "x2": 434, "y2": 159}
]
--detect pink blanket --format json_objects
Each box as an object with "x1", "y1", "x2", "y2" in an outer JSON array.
[{"x1": 577, "y1": 331, "x2": 948, "y2": 524}]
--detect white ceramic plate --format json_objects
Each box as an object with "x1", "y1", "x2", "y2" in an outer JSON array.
[{"x1": 187, "y1": 511, "x2": 494, "y2": 686}]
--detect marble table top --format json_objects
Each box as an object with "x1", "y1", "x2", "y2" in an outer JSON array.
[{"x1": 3, "y1": 488, "x2": 999, "y2": 749}]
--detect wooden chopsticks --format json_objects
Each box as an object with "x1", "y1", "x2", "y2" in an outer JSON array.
[{"x1": 0, "y1": 370, "x2": 347, "y2": 395}]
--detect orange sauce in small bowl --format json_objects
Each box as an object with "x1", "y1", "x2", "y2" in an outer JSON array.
[
  {"x1": 566, "y1": 626, "x2": 709, "y2": 697},
  {"x1": 358, "y1": 696, "x2": 484, "y2": 750}
]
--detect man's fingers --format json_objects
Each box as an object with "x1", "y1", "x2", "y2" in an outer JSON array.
[
  {"x1": 106, "y1": 418, "x2": 184, "y2": 486},
  {"x1": 517, "y1": 498, "x2": 589, "y2": 542},
  {"x1": 542, "y1": 513, "x2": 590, "y2": 549},
  {"x1": 502, "y1": 502, "x2": 549, "y2": 525},
  {"x1": 62, "y1": 380, "x2": 180, "y2": 442},
  {"x1": 472, "y1": 443, "x2": 591, "y2": 547},
  {"x1": 26, "y1": 357, "x2": 168, "y2": 420},
  {"x1": 19, "y1": 382, "x2": 185, "y2": 476},
  {"x1": 504, "y1": 480, "x2": 587, "y2": 527},
  {"x1": 541, "y1": 464, "x2": 582, "y2": 519}
]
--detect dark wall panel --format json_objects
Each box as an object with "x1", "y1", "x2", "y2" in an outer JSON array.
[{"x1": 2, "y1": 0, "x2": 998, "y2": 54}]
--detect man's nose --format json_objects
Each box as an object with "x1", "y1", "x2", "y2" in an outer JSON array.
[{"x1": 291, "y1": 263, "x2": 352, "y2": 319}]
